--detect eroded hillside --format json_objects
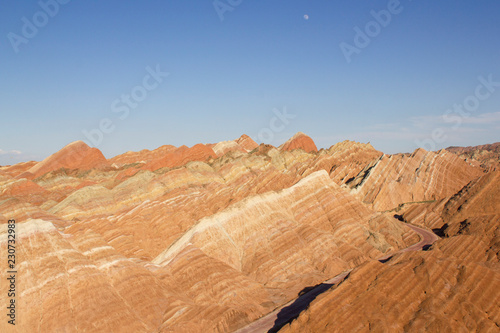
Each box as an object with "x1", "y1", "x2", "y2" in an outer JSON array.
[{"x1": 0, "y1": 134, "x2": 496, "y2": 332}]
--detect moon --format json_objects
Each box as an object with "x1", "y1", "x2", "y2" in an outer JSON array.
[{"x1": 304, "y1": 14, "x2": 309, "y2": 20}]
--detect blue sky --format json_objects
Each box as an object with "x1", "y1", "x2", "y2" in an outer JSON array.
[{"x1": 1, "y1": 0, "x2": 499, "y2": 165}]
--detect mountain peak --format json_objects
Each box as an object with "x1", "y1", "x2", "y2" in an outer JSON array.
[
  {"x1": 279, "y1": 132, "x2": 318, "y2": 153},
  {"x1": 66, "y1": 140, "x2": 90, "y2": 148},
  {"x1": 26, "y1": 141, "x2": 108, "y2": 179},
  {"x1": 236, "y1": 134, "x2": 259, "y2": 151}
]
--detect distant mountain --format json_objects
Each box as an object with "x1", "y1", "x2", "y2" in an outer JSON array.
[
  {"x1": 21, "y1": 140, "x2": 109, "y2": 179},
  {"x1": 446, "y1": 142, "x2": 500, "y2": 171},
  {"x1": 279, "y1": 132, "x2": 318, "y2": 153}
]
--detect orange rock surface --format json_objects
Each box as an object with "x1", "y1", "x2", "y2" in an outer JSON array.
[
  {"x1": 235, "y1": 134, "x2": 259, "y2": 151},
  {"x1": 278, "y1": 170, "x2": 500, "y2": 333},
  {"x1": 347, "y1": 148, "x2": 484, "y2": 211},
  {"x1": 0, "y1": 161, "x2": 38, "y2": 178},
  {"x1": 279, "y1": 132, "x2": 318, "y2": 153},
  {"x1": 142, "y1": 143, "x2": 216, "y2": 171},
  {"x1": 0, "y1": 134, "x2": 497, "y2": 332},
  {"x1": 447, "y1": 142, "x2": 500, "y2": 171},
  {"x1": 23, "y1": 141, "x2": 109, "y2": 179}
]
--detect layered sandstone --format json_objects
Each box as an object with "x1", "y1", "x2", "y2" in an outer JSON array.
[
  {"x1": 279, "y1": 243, "x2": 500, "y2": 332},
  {"x1": 447, "y1": 142, "x2": 500, "y2": 171},
  {"x1": 279, "y1": 132, "x2": 318, "y2": 153},
  {"x1": 347, "y1": 148, "x2": 484, "y2": 211},
  {"x1": 23, "y1": 141, "x2": 109, "y2": 179},
  {"x1": 0, "y1": 161, "x2": 38, "y2": 178},
  {"x1": 278, "y1": 169, "x2": 500, "y2": 333},
  {"x1": 142, "y1": 143, "x2": 216, "y2": 171},
  {"x1": 235, "y1": 134, "x2": 259, "y2": 151},
  {"x1": 0, "y1": 135, "x2": 495, "y2": 333}
]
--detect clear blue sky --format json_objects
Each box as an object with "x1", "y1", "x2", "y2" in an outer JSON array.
[{"x1": 1, "y1": 0, "x2": 499, "y2": 165}]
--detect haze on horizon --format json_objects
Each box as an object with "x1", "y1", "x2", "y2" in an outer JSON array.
[{"x1": 1, "y1": 0, "x2": 499, "y2": 165}]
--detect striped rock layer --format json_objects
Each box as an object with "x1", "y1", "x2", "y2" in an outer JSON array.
[{"x1": 0, "y1": 134, "x2": 495, "y2": 332}]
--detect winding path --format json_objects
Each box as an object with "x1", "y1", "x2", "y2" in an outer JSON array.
[
  {"x1": 234, "y1": 222, "x2": 439, "y2": 333},
  {"x1": 378, "y1": 223, "x2": 439, "y2": 262}
]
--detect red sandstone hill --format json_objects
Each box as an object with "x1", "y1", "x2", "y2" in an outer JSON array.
[
  {"x1": 0, "y1": 135, "x2": 497, "y2": 333},
  {"x1": 207, "y1": 134, "x2": 260, "y2": 157},
  {"x1": 0, "y1": 160, "x2": 38, "y2": 178},
  {"x1": 235, "y1": 134, "x2": 259, "y2": 151},
  {"x1": 279, "y1": 132, "x2": 318, "y2": 153},
  {"x1": 22, "y1": 141, "x2": 108, "y2": 179},
  {"x1": 346, "y1": 148, "x2": 484, "y2": 211},
  {"x1": 141, "y1": 143, "x2": 216, "y2": 171},
  {"x1": 108, "y1": 144, "x2": 178, "y2": 167}
]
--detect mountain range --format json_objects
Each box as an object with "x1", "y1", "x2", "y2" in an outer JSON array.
[{"x1": 1, "y1": 133, "x2": 498, "y2": 332}]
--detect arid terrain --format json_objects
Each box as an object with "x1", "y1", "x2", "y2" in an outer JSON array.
[{"x1": 1, "y1": 134, "x2": 498, "y2": 332}]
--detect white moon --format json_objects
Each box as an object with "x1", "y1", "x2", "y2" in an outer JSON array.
[{"x1": 304, "y1": 14, "x2": 309, "y2": 20}]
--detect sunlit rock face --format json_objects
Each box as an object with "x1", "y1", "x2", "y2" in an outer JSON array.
[
  {"x1": 235, "y1": 134, "x2": 259, "y2": 152},
  {"x1": 279, "y1": 132, "x2": 318, "y2": 153},
  {"x1": 210, "y1": 134, "x2": 259, "y2": 157},
  {"x1": 278, "y1": 172, "x2": 500, "y2": 333},
  {"x1": 0, "y1": 134, "x2": 495, "y2": 332},
  {"x1": 347, "y1": 148, "x2": 484, "y2": 211},
  {"x1": 24, "y1": 141, "x2": 109, "y2": 179}
]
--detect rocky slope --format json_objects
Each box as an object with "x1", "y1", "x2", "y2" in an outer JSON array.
[
  {"x1": 22, "y1": 141, "x2": 109, "y2": 179},
  {"x1": 0, "y1": 134, "x2": 496, "y2": 333},
  {"x1": 446, "y1": 142, "x2": 500, "y2": 171},
  {"x1": 347, "y1": 148, "x2": 483, "y2": 211},
  {"x1": 278, "y1": 171, "x2": 500, "y2": 333}
]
